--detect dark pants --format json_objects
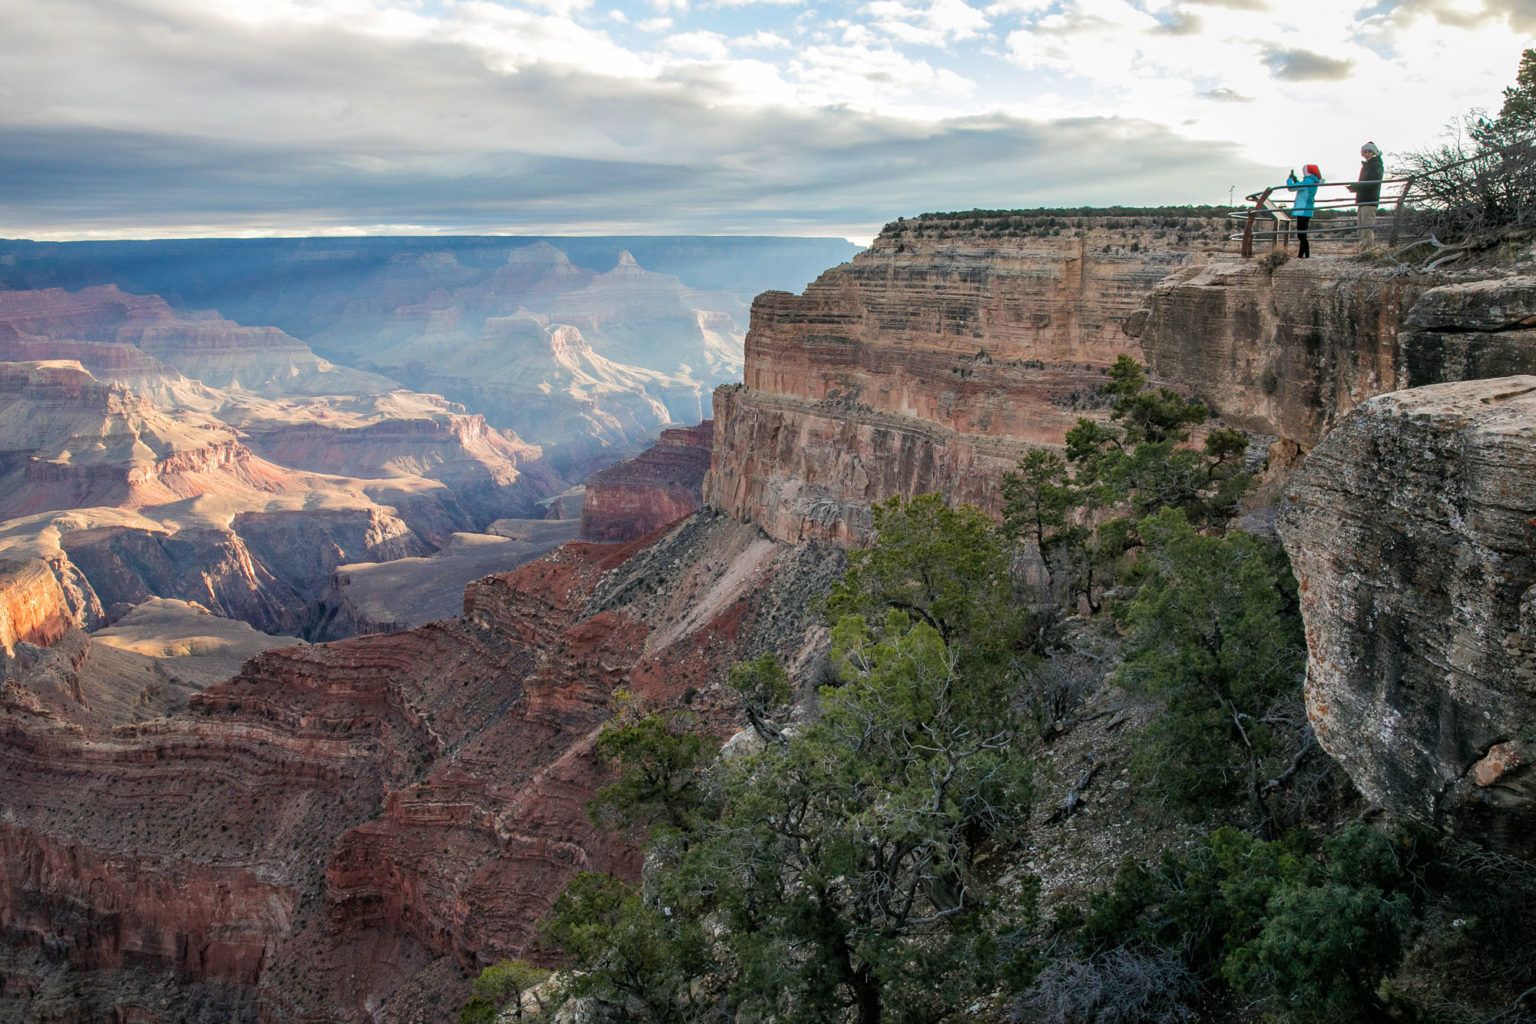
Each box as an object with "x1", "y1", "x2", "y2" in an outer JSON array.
[{"x1": 1296, "y1": 216, "x2": 1311, "y2": 258}]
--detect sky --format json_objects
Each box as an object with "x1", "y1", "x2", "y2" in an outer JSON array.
[{"x1": 0, "y1": 0, "x2": 1530, "y2": 242}]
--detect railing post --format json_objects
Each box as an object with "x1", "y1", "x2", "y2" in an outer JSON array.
[
  {"x1": 1389, "y1": 175, "x2": 1415, "y2": 245},
  {"x1": 1241, "y1": 187, "x2": 1272, "y2": 258}
]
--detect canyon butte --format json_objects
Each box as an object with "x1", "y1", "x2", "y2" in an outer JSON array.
[{"x1": 1, "y1": 214, "x2": 1534, "y2": 1022}]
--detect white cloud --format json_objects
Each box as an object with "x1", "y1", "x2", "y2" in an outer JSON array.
[
  {"x1": 733, "y1": 29, "x2": 792, "y2": 48},
  {"x1": 664, "y1": 29, "x2": 731, "y2": 57},
  {"x1": 865, "y1": 0, "x2": 992, "y2": 46}
]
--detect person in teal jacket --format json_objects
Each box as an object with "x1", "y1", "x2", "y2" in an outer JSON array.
[{"x1": 1286, "y1": 164, "x2": 1322, "y2": 258}]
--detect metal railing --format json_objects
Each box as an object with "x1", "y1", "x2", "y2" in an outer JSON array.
[
  {"x1": 1230, "y1": 176, "x2": 1414, "y2": 256},
  {"x1": 1230, "y1": 134, "x2": 1536, "y2": 257}
]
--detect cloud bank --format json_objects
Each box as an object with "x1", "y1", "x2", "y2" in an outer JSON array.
[{"x1": 0, "y1": 0, "x2": 1526, "y2": 239}]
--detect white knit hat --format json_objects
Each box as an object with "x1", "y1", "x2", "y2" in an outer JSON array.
[{"x1": 1361, "y1": 141, "x2": 1380, "y2": 155}]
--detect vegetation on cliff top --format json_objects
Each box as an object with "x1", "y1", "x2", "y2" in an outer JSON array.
[{"x1": 1398, "y1": 47, "x2": 1536, "y2": 243}]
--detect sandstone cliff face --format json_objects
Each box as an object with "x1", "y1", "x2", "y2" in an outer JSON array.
[
  {"x1": 581, "y1": 421, "x2": 714, "y2": 542},
  {"x1": 0, "y1": 287, "x2": 572, "y2": 640},
  {"x1": 1135, "y1": 263, "x2": 1536, "y2": 449},
  {"x1": 1278, "y1": 377, "x2": 1536, "y2": 857},
  {"x1": 0, "y1": 511, "x2": 844, "y2": 1023},
  {"x1": 705, "y1": 213, "x2": 1219, "y2": 543},
  {"x1": 0, "y1": 558, "x2": 77, "y2": 655}
]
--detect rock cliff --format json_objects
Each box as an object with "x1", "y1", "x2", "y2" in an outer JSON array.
[
  {"x1": 0, "y1": 286, "x2": 576, "y2": 640},
  {"x1": 0, "y1": 285, "x2": 393, "y2": 398},
  {"x1": 1278, "y1": 377, "x2": 1536, "y2": 857},
  {"x1": 1134, "y1": 262, "x2": 1536, "y2": 449},
  {"x1": 581, "y1": 421, "x2": 714, "y2": 542},
  {"x1": 704, "y1": 212, "x2": 1222, "y2": 543}
]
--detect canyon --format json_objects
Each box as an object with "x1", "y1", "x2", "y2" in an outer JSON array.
[
  {"x1": 0, "y1": 236, "x2": 838, "y2": 649},
  {"x1": 2, "y1": 212, "x2": 1535, "y2": 1021}
]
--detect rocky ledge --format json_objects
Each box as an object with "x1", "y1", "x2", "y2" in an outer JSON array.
[
  {"x1": 1278, "y1": 376, "x2": 1536, "y2": 856},
  {"x1": 1134, "y1": 261, "x2": 1536, "y2": 450}
]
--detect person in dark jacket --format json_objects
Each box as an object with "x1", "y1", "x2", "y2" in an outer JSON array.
[
  {"x1": 1286, "y1": 164, "x2": 1323, "y2": 258},
  {"x1": 1347, "y1": 142, "x2": 1384, "y2": 248}
]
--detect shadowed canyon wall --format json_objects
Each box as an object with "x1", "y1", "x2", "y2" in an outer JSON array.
[
  {"x1": 581, "y1": 421, "x2": 714, "y2": 543},
  {"x1": 1133, "y1": 261, "x2": 1536, "y2": 449}
]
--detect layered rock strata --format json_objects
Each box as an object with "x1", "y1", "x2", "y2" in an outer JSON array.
[
  {"x1": 1134, "y1": 263, "x2": 1536, "y2": 449},
  {"x1": 0, "y1": 511, "x2": 844, "y2": 1022},
  {"x1": 705, "y1": 212, "x2": 1222, "y2": 543},
  {"x1": 582, "y1": 421, "x2": 714, "y2": 542},
  {"x1": 1278, "y1": 377, "x2": 1536, "y2": 856}
]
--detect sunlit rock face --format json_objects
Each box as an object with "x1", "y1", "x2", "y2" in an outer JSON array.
[
  {"x1": 1279, "y1": 377, "x2": 1536, "y2": 857},
  {"x1": 705, "y1": 212, "x2": 1224, "y2": 544},
  {"x1": 0, "y1": 286, "x2": 569, "y2": 641}
]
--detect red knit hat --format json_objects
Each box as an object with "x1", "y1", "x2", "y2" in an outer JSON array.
[{"x1": 1304, "y1": 164, "x2": 1322, "y2": 178}]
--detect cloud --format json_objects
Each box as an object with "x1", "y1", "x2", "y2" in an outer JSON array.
[
  {"x1": 1262, "y1": 46, "x2": 1355, "y2": 81},
  {"x1": 1155, "y1": 9, "x2": 1202, "y2": 33},
  {"x1": 0, "y1": 113, "x2": 1263, "y2": 239},
  {"x1": 0, "y1": 0, "x2": 1520, "y2": 241},
  {"x1": 0, "y1": 0, "x2": 1266, "y2": 241},
  {"x1": 864, "y1": 0, "x2": 991, "y2": 46},
  {"x1": 733, "y1": 30, "x2": 792, "y2": 48},
  {"x1": 664, "y1": 29, "x2": 730, "y2": 57},
  {"x1": 1475, "y1": 0, "x2": 1536, "y2": 28}
]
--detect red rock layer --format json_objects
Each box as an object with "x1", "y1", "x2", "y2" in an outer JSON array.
[
  {"x1": 704, "y1": 213, "x2": 1218, "y2": 544},
  {"x1": 0, "y1": 513, "x2": 844, "y2": 1022},
  {"x1": 581, "y1": 421, "x2": 714, "y2": 542}
]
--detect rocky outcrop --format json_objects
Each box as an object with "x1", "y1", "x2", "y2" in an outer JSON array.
[
  {"x1": 0, "y1": 558, "x2": 76, "y2": 655},
  {"x1": 1278, "y1": 377, "x2": 1536, "y2": 856},
  {"x1": 582, "y1": 422, "x2": 714, "y2": 542},
  {"x1": 0, "y1": 288, "x2": 563, "y2": 535},
  {"x1": 1400, "y1": 275, "x2": 1536, "y2": 386},
  {"x1": 2, "y1": 598, "x2": 300, "y2": 731},
  {"x1": 1135, "y1": 263, "x2": 1536, "y2": 449},
  {"x1": 0, "y1": 511, "x2": 844, "y2": 1022},
  {"x1": 705, "y1": 212, "x2": 1221, "y2": 543}
]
